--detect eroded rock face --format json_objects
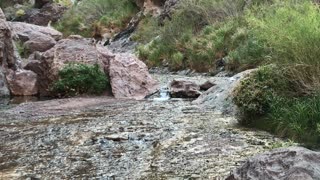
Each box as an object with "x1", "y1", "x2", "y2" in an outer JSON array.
[
  {"x1": 109, "y1": 53, "x2": 158, "y2": 100},
  {"x1": 169, "y1": 79, "x2": 201, "y2": 98},
  {"x1": 10, "y1": 22, "x2": 62, "y2": 54},
  {"x1": 25, "y1": 36, "x2": 111, "y2": 96},
  {"x1": 6, "y1": 69, "x2": 38, "y2": 96},
  {"x1": 227, "y1": 147, "x2": 320, "y2": 180}
]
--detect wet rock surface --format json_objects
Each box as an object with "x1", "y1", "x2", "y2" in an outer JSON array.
[{"x1": 0, "y1": 74, "x2": 288, "y2": 179}]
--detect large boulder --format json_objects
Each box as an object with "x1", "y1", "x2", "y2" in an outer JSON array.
[
  {"x1": 6, "y1": 69, "x2": 38, "y2": 96},
  {"x1": 25, "y1": 36, "x2": 111, "y2": 96},
  {"x1": 10, "y1": 22, "x2": 62, "y2": 53},
  {"x1": 109, "y1": 53, "x2": 159, "y2": 100},
  {"x1": 0, "y1": 10, "x2": 17, "y2": 70},
  {"x1": 169, "y1": 79, "x2": 201, "y2": 98},
  {"x1": 227, "y1": 147, "x2": 320, "y2": 180},
  {"x1": 0, "y1": 8, "x2": 17, "y2": 97},
  {"x1": 192, "y1": 69, "x2": 255, "y2": 115}
]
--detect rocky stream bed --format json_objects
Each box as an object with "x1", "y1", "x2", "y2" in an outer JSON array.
[{"x1": 0, "y1": 73, "x2": 287, "y2": 180}]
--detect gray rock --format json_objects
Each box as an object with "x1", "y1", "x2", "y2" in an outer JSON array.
[
  {"x1": 227, "y1": 147, "x2": 320, "y2": 180},
  {"x1": 193, "y1": 69, "x2": 255, "y2": 115}
]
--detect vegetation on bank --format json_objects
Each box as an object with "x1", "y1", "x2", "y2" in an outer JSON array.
[
  {"x1": 231, "y1": 1, "x2": 320, "y2": 146},
  {"x1": 134, "y1": 0, "x2": 320, "y2": 146},
  {"x1": 52, "y1": 63, "x2": 109, "y2": 97},
  {"x1": 55, "y1": 0, "x2": 139, "y2": 37}
]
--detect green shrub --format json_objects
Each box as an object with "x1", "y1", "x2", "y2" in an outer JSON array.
[
  {"x1": 55, "y1": 0, "x2": 138, "y2": 37},
  {"x1": 233, "y1": 65, "x2": 289, "y2": 124},
  {"x1": 52, "y1": 63, "x2": 109, "y2": 96}
]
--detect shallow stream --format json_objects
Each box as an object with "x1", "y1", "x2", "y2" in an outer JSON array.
[{"x1": 0, "y1": 73, "x2": 288, "y2": 179}]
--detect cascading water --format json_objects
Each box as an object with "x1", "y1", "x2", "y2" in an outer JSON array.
[{"x1": 153, "y1": 87, "x2": 170, "y2": 101}]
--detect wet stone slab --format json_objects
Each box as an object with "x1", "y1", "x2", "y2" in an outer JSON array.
[{"x1": 0, "y1": 95, "x2": 287, "y2": 179}]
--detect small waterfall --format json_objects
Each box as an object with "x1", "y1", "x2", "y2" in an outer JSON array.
[{"x1": 153, "y1": 87, "x2": 170, "y2": 101}]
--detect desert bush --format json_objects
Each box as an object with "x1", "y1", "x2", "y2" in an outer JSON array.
[
  {"x1": 52, "y1": 63, "x2": 109, "y2": 96},
  {"x1": 56, "y1": 0, "x2": 138, "y2": 37}
]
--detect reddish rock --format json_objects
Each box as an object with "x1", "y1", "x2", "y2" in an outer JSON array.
[
  {"x1": 26, "y1": 36, "x2": 112, "y2": 96},
  {"x1": 6, "y1": 69, "x2": 38, "y2": 96},
  {"x1": 169, "y1": 79, "x2": 201, "y2": 98},
  {"x1": 109, "y1": 53, "x2": 159, "y2": 100}
]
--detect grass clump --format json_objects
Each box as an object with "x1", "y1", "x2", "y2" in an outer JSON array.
[
  {"x1": 247, "y1": 1, "x2": 320, "y2": 94},
  {"x1": 52, "y1": 63, "x2": 109, "y2": 97},
  {"x1": 55, "y1": 0, "x2": 138, "y2": 37},
  {"x1": 269, "y1": 95, "x2": 320, "y2": 145}
]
